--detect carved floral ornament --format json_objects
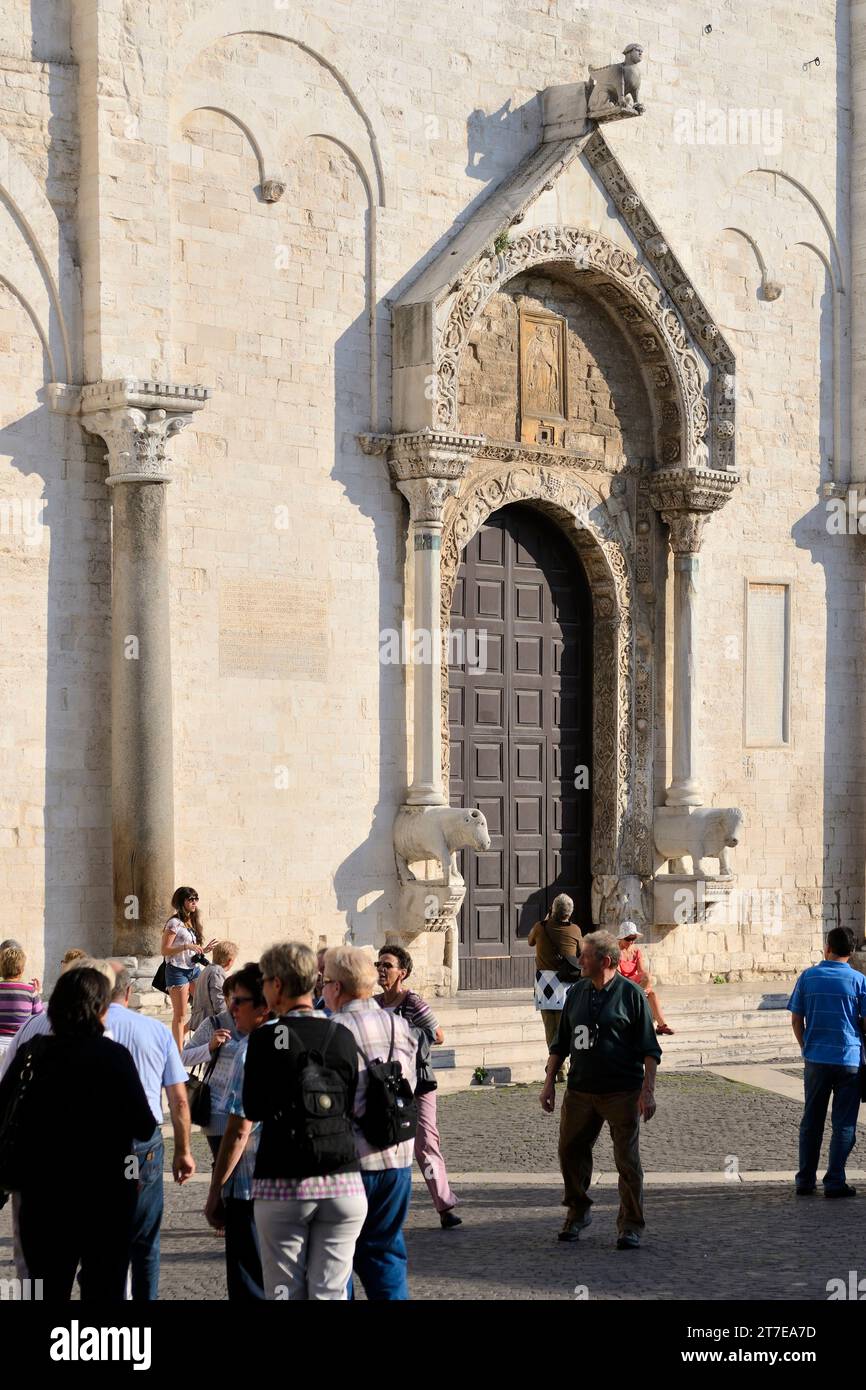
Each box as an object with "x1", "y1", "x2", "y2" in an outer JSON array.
[
  {"x1": 648, "y1": 466, "x2": 739, "y2": 554},
  {"x1": 80, "y1": 381, "x2": 211, "y2": 485},
  {"x1": 437, "y1": 465, "x2": 655, "y2": 880}
]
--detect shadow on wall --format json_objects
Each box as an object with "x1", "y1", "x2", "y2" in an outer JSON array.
[
  {"x1": 791, "y1": 261, "x2": 864, "y2": 951},
  {"x1": 466, "y1": 98, "x2": 540, "y2": 182},
  {"x1": 0, "y1": 396, "x2": 112, "y2": 979},
  {"x1": 331, "y1": 203, "x2": 408, "y2": 953}
]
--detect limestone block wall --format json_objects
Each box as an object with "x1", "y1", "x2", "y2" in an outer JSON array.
[{"x1": 0, "y1": 0, "x2": 859, "y2": 989}]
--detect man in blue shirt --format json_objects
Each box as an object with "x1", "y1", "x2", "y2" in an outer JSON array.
[{"x1": 787, "y1": 926, "x2": 866, "y2": 1197}]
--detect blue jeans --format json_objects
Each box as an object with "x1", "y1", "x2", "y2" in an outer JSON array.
[
  {"x1": 353, "y1": 1168, "x2": 412, "y2": 1301},
  {"x1": 797, "y1": 1061, "x2": 861, "y2": 1191},
  {"x1": 128, "y1": 1127, "x2": 164, "y2": 1300}
]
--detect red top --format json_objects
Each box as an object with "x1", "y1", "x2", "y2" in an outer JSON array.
[{"x1": 618, "y1": 949, "x2": 644, "y2": 982}]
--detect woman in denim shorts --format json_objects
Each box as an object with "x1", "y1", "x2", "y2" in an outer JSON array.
[{"x1": 161, "y1": 886, "x2": 218, "y2": 1052}]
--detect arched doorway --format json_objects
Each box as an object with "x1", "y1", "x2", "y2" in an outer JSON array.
[{"x1": 449, "y1": 503, "x2": 592, "y2": 989}]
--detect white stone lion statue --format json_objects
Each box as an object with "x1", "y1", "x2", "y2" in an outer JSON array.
[
  {"x1": 654, "y1": 807, "x2": 744, "y2": 879},
  {"x1": 394, "y1": 806, "x2": 491, "y2": 887}
]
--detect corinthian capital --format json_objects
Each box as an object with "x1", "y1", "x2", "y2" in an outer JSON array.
[
  {"x1": 80, "y1": 379, "x2": 211, "y2": 485},
  {"x1": 649, "y1": 465, "x2": 738, "y2": 555},
  {"x1": 396, "y1": 476, "x2": 461, "y2": 526}
]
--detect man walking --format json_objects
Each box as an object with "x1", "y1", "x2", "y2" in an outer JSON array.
[
  {"x1": 788, "y1": 926, "x2": 866, "y2": 1198},
  {"x1": 541, "y1": 929, "x2": 661, "y2": 1249}
]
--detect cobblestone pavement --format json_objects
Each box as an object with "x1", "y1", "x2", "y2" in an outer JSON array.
[
  {"x1": 436, "y1": 1071, "x2": 826, "y2": 1174},
  {"x1": 2, "y1": 1072, "x2": 862, "y2": 1302}
]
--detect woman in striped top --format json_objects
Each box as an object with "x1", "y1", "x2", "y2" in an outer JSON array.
[
  {"x1": 375, "y1": 944, "x2": 462, "y2": 1229},
  {"x1": 0, "y1": 944, "x2": 43, "y2": 1052}
]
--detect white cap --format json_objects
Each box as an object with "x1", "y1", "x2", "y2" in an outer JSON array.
[{"x1": 617, "y1": 921, "x2": 643, "y2": 940}]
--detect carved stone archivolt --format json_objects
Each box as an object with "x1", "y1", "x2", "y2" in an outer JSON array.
[
  {"x1": 434, "y1": 225, "x2": 717, "y2": 476},
  {"x1": 438, "y1": 463, "x2": 654, "y2": 881}
]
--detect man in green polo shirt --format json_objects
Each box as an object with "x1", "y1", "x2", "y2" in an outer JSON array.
[{"x1": 540, "y1": 928, "x2": 662, "y2": 1249}]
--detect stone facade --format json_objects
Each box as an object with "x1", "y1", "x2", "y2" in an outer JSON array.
[{"x1": 0, "y1": 1, "x2": 862, "y2": 993}]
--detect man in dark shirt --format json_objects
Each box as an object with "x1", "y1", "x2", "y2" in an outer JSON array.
[{"x1": 541, "y1": 928, "x2": 662, "y2": 1249}]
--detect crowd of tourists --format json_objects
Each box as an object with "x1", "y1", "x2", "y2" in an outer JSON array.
[{"x1": 0, "y1": 885, "x2": 863, "y2": 1299}]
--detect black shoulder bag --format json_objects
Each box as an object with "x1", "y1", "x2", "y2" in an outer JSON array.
[
  {"x1": 186, "y1": 1046, "x2": 219, "y2": 1128},
  {"x1": 0, "y1": 1035, "x2": 51, "y2": 1207},
  {"x1": 356, "y1": 1012, "x2": 418, "y2": 1148}
]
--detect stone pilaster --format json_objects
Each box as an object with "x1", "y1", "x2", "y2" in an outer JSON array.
[
  {"x1": 81, "y1": 379, "x2": 210, "y2": 954},
  {"x1": 649, "y1": 467, "x2": 737, "y2": 808}
]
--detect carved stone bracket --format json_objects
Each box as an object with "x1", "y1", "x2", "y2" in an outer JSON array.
[
  {"x1": 648, "y1": 466, "x2": 739, "y2": 552},
  {"x1": 80, "y1": 379, "x2": 211, "y2": 485}
]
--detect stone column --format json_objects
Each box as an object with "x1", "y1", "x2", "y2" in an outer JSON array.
[
  {"x1": 650, "y1": 467, "x2": 737, "y2": 809},
  {"x1": 81, "y1": 380, "x2": 210, "y2": 954},
  {"x1": 389, "y1": 431, "x2": 482, "y2": 805}
]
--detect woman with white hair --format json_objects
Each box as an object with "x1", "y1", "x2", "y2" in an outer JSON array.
[
  {"x1": 617, "y1": 922, "x2": 674, "y2": 1034},
  {"x1": 528, "y1": 894, "x2": 583, "y2": 1084}
]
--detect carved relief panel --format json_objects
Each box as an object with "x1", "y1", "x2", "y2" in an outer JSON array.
[{"x1": 518, "y1": 302, "x2": 568, "y2": 445}]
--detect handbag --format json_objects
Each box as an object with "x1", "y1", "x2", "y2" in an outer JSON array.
[
  {"x1": 186, "y1": 1048, "x2": 219, "y2": 1127},
  {"x1": 542, "y1": 917, "x2": 582, "y2": 984},
  {"x1": 0, "y1": 1035, "x2": 51, "y2": 1206},
  {"x1": 152, "y1": 959, "x2": 168, "y2": 994}
]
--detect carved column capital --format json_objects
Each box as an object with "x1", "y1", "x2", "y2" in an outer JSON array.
[
  {"x1": 395, "y1": 476, "x2": 462, "y2": 527},
  {"x1": 80, "y1": 379, "x2": 211, "y2": 485},
  {"x1": 649, "y1": 465, "x2": 738, "y2": 554}
]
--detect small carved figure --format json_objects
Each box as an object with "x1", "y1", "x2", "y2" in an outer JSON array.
[
  {"x1": 654, "y1": 807, "x2": 744, "y2": 879},
  {"x1": 394, "y1": 805, "x2": 491, "y2": 887},
  {"x1": 587, "y1": 43, "x2": 645, "y2": 118},
  {"x1": 605, "y1": 475, "x2": 634, "y2": 548}
]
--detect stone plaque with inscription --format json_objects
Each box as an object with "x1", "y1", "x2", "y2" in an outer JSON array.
[{"x1": 219, "y1": 576, "x2": 328, "y2": 681}]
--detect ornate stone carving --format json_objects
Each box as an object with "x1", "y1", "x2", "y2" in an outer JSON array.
[
  {"x1": 518, "y1": 306, "x2": 568, "y2": 442},
  {"x1": 393, "y1": 804, "x2": 491, "y2": 887},
  {"x1": 587, "y1": 43, "x2": 646, "y2": 119},
  {"x1": 583, "y1": 132, "x2": 737, "y2": 472},
  {"x1": 388, "y1": 429, "x2": 483, "y2": 483},
  {"x1": 434, "y1": 226, "x2": 700, "y2": 471},
  {"x1": 261, "y1": 179, "x2": 286, "y2": 203},
  {"x1": 396, "y1": 477, "x2": 460, "y2": 525},
  {"x1": 80, "y1": 379, "x2": 211, "y2": 485},
  {"x1": 604, "y1": 475, "x2": 634, "y2": 549},
  {"x1": 654, "y1": 806, "x2": 745, "y2": 879},
  {"x1": 649, "y1": 466, "x2": 739, "y2": 553}
]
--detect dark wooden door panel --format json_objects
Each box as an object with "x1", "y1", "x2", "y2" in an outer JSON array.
[{"x1": 450, "y1": 504, "x2": 592, "y2": 983}]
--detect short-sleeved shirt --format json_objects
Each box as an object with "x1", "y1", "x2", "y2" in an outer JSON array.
[
  {"x1": 787, "y1": 961, "x2": 866, "y2": 1067},
  {"x1": 527, "y1": 918, "x2": 583, "y2": 973},
  {"x1": 164, "y1": 917, "x2": 197, "y2": 970},
  {"x1": 182, "y1": 1011, "x2": 243, "y2": 1135},
  {"x1": 103, "y1": 1003, "x2": 188, "y2": 1124},
  {"x1": 376, "y1": 990, "x2": 439, "y2": 1042},
  {"x1": 0, "y1": 979, "x2": 43, "y2": 1036},
  {"x1": 223, "y1": 1038, "x2": 261, "y2": 1201},
  {"x1": 190, "y1": 964, "x2": 227, "y2": 1033}
]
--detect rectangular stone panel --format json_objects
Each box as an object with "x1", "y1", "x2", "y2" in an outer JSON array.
[
  {"x1": 745, "y1": 581, "x2": 790, "y2": 746},
  {"x1": 219, "y1": 576, "x2": 327, "y2": 681}
]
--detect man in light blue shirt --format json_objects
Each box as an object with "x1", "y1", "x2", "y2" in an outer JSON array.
[{"x1": 787, "y1": 926, "x2": 866, "y2": 1197}]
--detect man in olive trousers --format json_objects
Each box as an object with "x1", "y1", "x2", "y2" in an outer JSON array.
[{"x1": 541, "y1": 929, "x2": 661, "y2": 1250}]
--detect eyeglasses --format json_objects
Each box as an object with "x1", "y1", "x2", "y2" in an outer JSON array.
[
  {"x1": 377, "y1": 963, "x2": 398, "y2": 971},
  {"x1": 186, "y1": 896, "x2": 199, "y2": 903},
  {"x1": 229, "y1": 995, "x2": 255, "y2": 1007}
]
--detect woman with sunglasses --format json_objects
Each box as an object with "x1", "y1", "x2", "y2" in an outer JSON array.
[{"x1": 161, "y1": 886, "x2": 218, "y2": 1052}]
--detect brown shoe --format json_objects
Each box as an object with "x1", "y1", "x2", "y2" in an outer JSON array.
[{"x1": 558, "y1": 1212, "x2": 591, "y2": 1242}]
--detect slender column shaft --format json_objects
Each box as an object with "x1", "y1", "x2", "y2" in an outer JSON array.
[
  {"x1": 407, "y1": 519, "x2": 446, "y2": 805},
  {"x1": 668, "y1": 552, "x2": 702, "y2": 807},
  {"x1": 110, "y1": 480, "x2": 175, "y2": 952}
]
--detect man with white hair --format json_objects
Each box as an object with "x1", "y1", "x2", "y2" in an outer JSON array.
[{"x1": 541, "y1": 929, "x2": 661, "y2": 1249}]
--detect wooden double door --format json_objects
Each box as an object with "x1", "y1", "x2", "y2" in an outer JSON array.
[{"x1": 449, "y1": 504, "x2": 593, "y2": 990}]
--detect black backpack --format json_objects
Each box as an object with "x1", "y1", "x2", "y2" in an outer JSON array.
[
  {"x1": 356, "y1": 1012, "x2": 418, "y2": 1149},
  {"x1": 271, "y1": 1019, "x2": 357, "y2": 1173}
]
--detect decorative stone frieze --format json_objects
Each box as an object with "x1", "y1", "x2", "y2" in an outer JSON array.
[{"x1": 648, "y1": 466, "x2": 739, "y2": 552}]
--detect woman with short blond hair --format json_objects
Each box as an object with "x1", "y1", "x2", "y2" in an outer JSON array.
[{"x1": 0, "y1": 945, "x2": 43, "y2": 1055}]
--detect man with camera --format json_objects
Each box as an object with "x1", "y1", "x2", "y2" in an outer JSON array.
[{"x1": 540, "y1": 929, "x2": 661, "y2": 1249}]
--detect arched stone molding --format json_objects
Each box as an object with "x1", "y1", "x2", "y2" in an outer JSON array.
[
  {"x1": 438, "y1": 463, "x2": 654, "y2": 886},
  {"x1": 171, "y1": 2, "x2": 393, "y2": 208},
  {"x1": 0, "y1": 133, "x2": 79, "y2": 385},
  {"x1": 172, "y1": 82, "x2": 289, "y2": 197},
  {"x1": 0, "y1": 265, "x2": 55, "y2": 383},
  {"x1": 435, "y1": 225, "x2": 720, "y2": 473}
]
